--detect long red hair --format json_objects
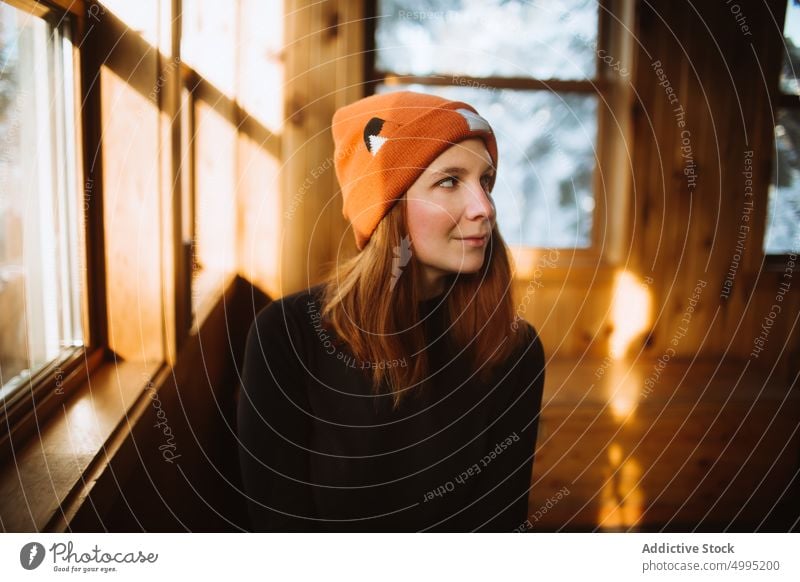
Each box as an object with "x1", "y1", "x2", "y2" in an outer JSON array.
[{"x1": 319, "y1": 196, "x2": 532, "y2": 411}]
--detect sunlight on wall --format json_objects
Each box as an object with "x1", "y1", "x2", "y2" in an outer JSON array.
[
  {"x1": 606, "y1": 359, "x2": 644, "y2": 422},
  {"x1": 101, "y1": 66, "x2": 164, "y2": 362},
  {"x1": 508, "y1": 246, "x2": 559, "y2": 281},
  {"x1": 181, "y1": 0, "x2": 237, "y2": 99},
  {"x1": 100, "y1": 0, "x2": 161, "y2": 49},
  {"x1": 600, "y1": 272, "x2": 651, "y2": 526},
  {"x1": 239, "y1": 0, "x2": 284, "y2": 134},
  {"x1": 194, "y1": 101, "x2": 237, "y2": 297},
  {"x1": 238, "y1": 137, "x2": 282, "y2": 298},
  {"x1": 609, "y1": 270, "x2": 652, "y2": 359},
  {"x1": 88, "y1": 0, "x2": 286, "y2": 352},
  {"x1": 236, "y1": 0, "x2": 284, "y2": 297}
]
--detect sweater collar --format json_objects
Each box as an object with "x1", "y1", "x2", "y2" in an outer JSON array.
[{"x1": 418, "y1": 290, "x2": 447, "y2": 316}]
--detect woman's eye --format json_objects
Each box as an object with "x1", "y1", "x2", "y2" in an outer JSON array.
[
  {"x1": 481, "y1": 174, "x2": 495, "y2": 192},
  {"x1": 437, "y1": 176, "x2": 458, "y2": 188}
]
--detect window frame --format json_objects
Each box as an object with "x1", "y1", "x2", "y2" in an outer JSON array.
[
  {"x1": 763, "y1": 0, "x2": 800, "y2": 265},
  {"x1": 0, "y1": 0, "x2": 108, "y2": 463},
  {"x1": 365, "y1": 0, "x2": 628, "y2": 271},
  {"x1": 765, "y1": 93, "x2": 800, "y2": 266}
]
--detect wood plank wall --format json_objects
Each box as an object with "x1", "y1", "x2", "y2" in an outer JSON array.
[
  {"x1": 629, "y1": 0, "x2": 797, "y2": 379},
  {"x1": 282, "y1": 0, "x2": 363, "y2": 293}
]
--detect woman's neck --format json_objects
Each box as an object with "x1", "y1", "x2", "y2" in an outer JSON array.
[{"x1": 418, "y1": 267, "x2": 447, "y2": 300}]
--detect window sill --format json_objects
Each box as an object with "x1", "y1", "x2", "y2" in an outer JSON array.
[
  {"x1": 0, "y1": 357, "x2": 163, "y2": 532},
  {"x1": 764, "y1": 253, "x2": 796, "y2": 273}
]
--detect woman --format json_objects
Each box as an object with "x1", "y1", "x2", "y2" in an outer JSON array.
[{"x1": 237, "y1": 90, "x2": 546, "y2": 532}]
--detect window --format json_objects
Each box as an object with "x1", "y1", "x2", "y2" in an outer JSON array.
[
  {"x1": 0, "y1": 1, "x2": 85, "y2": 405},
  {"x1": 767, "y1": 0, "x2": 800, "y2": 254},
  {"x1": 370, "y1": 0, "x2": 607, "y2": 249}
]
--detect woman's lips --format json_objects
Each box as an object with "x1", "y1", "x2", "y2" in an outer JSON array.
[{"x1": 455, "y1": 235, "x2": 488, "y2": 247}]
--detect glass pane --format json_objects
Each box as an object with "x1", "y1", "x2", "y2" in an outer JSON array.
[
  {"x1": 0, "y1": 4, "x2": 84, "y2": 402},
  {"x1": 765, "y1": 108, "x2": 800, "y2": 254},
  {"x1": 376, "y1": 0, "x2": 598, "y2": 80},
  {"x1": 376, "y1": 84, "x2": 598, "y2": 247},
  {"x1": 780, "y1": 0, "x2": 800, "y2": 95}
]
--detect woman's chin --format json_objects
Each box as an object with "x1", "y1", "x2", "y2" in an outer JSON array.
[{"x1": 444, "y1": 258, "x2": 485, "y2": 274}]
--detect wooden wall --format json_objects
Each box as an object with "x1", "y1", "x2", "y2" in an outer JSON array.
[
  {"x1": 282, "y1": 0, "x2": 364, "y2": 290},
  {"x1": 627, "y1": 0, "x2": 798, "y2": 377}
]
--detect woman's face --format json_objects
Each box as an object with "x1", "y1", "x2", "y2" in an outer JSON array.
[{"x1": 405, "y1": 138, "x2": 496, "y2": 295}]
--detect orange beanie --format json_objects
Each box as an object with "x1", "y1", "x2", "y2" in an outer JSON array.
[{"x1": 331, "y1": 91, "x2": 498, "y2": 250}]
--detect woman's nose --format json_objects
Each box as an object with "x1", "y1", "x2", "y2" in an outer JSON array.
[{"x1": 463, "y1": 178, "x2": 496, "y2": 221}]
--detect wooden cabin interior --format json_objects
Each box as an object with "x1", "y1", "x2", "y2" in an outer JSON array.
[{"x1": 0, "y1": 0, "x2": 798, "y2": 532}]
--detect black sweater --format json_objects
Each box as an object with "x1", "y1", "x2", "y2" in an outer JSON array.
[{"x1": 236, "y1": 284, "x2": 546, "y2": 532}]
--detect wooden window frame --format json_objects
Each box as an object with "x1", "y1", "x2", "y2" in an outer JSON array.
[{"x1": 0, "y1": 0, "x2": 108, "y2": 464}]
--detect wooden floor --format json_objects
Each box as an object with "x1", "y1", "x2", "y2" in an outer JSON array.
[{"x1": 529, "y1": 357, "x2": 800, "y2": 532}]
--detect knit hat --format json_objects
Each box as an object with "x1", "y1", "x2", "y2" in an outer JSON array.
[{"x1": 331, "y1": 90, "x2": 498, "y2": 250}]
